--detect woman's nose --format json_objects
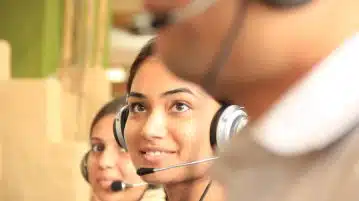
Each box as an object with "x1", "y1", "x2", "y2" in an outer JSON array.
[
  {"x1": 98, "y1": 148, "x2": 117, "y2": 169},
  {"x1": 141, "y1": 109, "x2": 167, "y2": 140}
]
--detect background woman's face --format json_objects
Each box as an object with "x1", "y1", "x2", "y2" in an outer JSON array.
[
  {"x1": 125, "y1": 57, "x2": 221, "y2": 184},
  {"x1": 88, "y1": 114, "x2": 145, "y2": 201}
]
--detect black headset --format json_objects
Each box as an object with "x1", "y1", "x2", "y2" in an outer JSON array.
[
  {"x1": 149, "y1": 0, "x2": 312, "y2": 30},
  {"x1": 113, "y1": 103, "x2": 248, "y2": 152},
  {"x1": 262, "y1": 0, "x2": 312, "y2": 7},
  {"x1": 80, "y1": 151, "x2": 90, "y2": 183}
]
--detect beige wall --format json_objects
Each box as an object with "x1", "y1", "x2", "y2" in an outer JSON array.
[
  {"x1": 0, "y1": 41, "x2": 112, "y2": 201},
  {"x1": 0, "y1": 40, "x2": 10, "y2": 80},
  {"x1": 113, "y1": 0, "x2": 143, "y2": 13},
  {"x1": 58, "y1": 66, "x2": 112, "y2": 141},
  {"x1": 0, "y1": 40, "x2": 10, "y2": 200}
]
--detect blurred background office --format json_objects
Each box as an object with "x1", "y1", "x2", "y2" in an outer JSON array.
[{"x1": 0, "y1": 0, "x2": 152, "y2": 200}]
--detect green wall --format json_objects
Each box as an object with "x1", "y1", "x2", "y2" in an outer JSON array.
[
  {"x1": 0, "y1": 0, "x2": 63, "y2": 78},
  {"x1": 0, "y1": 0, "x2": 111, "y2": 78}
]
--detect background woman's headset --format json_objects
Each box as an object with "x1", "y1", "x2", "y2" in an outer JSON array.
[
  {"x1": 80, "y1": 151, "x2": 90, "y2": 183},
  {"x1": 113, "y1": 103, "x2": 248, "y2": 152}
]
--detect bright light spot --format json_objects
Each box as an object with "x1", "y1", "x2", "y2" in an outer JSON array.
[{"x1": 106, "y1": 67, "x2": 127, "y2": 83}]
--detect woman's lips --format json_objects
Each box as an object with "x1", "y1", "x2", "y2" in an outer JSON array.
[
  {"x1": 97, "y1": 177, "x2": 119, "y2": 189},
  {"x1": 140, "y1": 150, "x2": 176, "y2": 165}
]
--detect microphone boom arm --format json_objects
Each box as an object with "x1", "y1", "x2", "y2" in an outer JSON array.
[{"x1": 154, "y1": 156, "x2": 219, "y2": 172}]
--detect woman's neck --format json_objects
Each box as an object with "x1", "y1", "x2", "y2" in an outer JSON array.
[{"x1": 164, "y1": 177, "x2": 225, "y2": 201}]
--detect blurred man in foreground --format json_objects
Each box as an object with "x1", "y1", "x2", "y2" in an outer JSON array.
[{"x1": 140, "y1": 0, "x2": 359, "y2": 200}]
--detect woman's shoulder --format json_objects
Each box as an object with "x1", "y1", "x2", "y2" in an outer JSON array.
[{"x1": 140, "y1": 187, "x2": 167, "y2": 201}]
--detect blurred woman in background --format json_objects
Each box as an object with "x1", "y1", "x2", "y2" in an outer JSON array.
[{"x1": 82, "y1": 96, "x2": 166, "y2": 201}]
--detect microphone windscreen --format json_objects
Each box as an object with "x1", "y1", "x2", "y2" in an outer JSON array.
[
  {"x1": 137, "y1": 168, "x2": 155, "y2": 176},
  {"x1": 111, "y1": 181, "x2": 123, "y2": 192}
]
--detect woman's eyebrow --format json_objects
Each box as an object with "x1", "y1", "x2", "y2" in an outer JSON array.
[
  {"x1": 128, "y1": 91, "x2": 147, "y2": 99},
  {"x1": 128, "y1": 88, "x2": 197, "y2": 99},
  {"x1": 90, "y1": 137, "x2": 102, "y2": 142},
  {"x1": 161, "y1": 88, "x2": 196, "y2": 97}
]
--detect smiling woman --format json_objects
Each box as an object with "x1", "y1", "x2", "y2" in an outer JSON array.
[
  {"x1": 83, "y1": 96, "x2": 166, "y2": 201},
  {"x1": 116, "y1": 38, "x2": 244, "y2": 201}
]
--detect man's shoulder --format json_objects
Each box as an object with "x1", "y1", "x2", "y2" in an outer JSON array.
[{"x1": 211, "y1": 123, "x2": 359, "y2": 201}]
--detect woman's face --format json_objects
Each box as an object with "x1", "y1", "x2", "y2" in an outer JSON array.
[
  {"x1": 88, "y1": 114, "x2": 146, "y2": 201},
  {"x1": 125, "y1": 57, "x2": 221, "y2": 184}
]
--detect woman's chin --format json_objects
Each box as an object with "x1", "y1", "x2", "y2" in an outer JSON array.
[
  {"x1": 96, "y1": 192, "x2": 123, "y2": 201},
  {"x1": 141, "y1": 174, "x2": 165, "y2": 185},
  {"x1": 141, "y1": 173, "x2": 183, "y2": 186}
]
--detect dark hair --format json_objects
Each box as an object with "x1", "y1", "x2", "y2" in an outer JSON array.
[
  {"x1": 127, "y1": 38, "x2": 155, "y2": 93},
  {"x1": 89, "y1": 96, "x2": 127, "y2": 136}
]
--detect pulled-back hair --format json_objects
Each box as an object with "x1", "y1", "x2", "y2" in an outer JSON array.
[{"x1": 126, "y1": 38, "x2": 155, "y2": 93}]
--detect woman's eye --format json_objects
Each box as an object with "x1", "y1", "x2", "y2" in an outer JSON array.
[
  {"x1": 129, "y1": 103, "x2": 146, "y2": 113},
  {"x1": 171, "y1": 102, "x2": 190, "y2": 113},
  {"x1": 91, "y1": 144, "x2": 105, "y2": 152}
]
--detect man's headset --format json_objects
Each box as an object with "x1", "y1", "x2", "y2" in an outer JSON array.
[
  {"x1": 260, "y1": 0, "x2": 311, "y2": 7},
  {"x1": 113, "y1": 103, "x2": 248, "y2": 152},
  {"x1": 136, "y1": 0, "x2": 312, "y2": 33},
  {"x1": 135, "y1": 0, "x2": 312, "y2": 92},
  {"x1": 80, "y1": 151, "x2": 90, "y2": 182}
]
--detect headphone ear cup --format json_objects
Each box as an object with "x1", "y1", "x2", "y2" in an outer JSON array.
[
  {"x1": 210, "y1": 105, "x2": 227, "y2": 147},
  {"x1": 262, "y1": 0, "x2": 312, "y2": 7},
  {"x1": 113, "y1": 105, "x2": 129, "y2": 151},
  {"x1": 210, "y1": 105, "x2": 248, "y2": 151},
  {"x1": 80, "y1": 151, "x2": 90, "y2": 183}
]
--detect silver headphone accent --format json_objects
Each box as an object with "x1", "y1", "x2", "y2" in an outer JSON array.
[{"x1": 216, "y1": 105, "x2": 248, "y2": 151}]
